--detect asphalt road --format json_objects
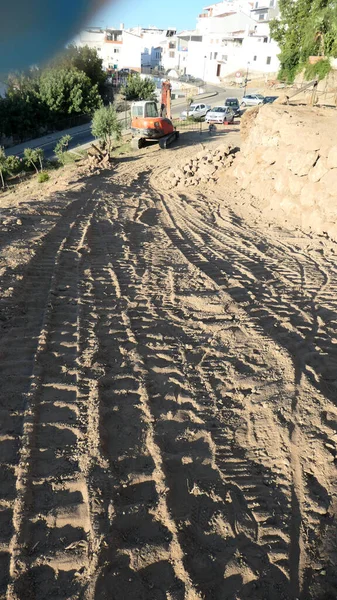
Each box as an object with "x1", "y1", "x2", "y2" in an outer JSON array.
[{"x1": 12, "y1": 84, "x2": 244, "y2": 160}]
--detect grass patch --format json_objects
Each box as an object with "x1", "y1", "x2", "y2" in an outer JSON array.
[
  {"x1": 61, "y1": 148, "x2": 87, "y2": 165},
  {"x1": 112, "y1": 140, "x2": 132, "y2": 157}
]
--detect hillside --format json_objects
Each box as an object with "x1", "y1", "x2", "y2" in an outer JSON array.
[{"x1": 1, "y1": 117, "x2": 337, "y2": 599}]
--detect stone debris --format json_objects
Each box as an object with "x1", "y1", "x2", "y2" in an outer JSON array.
[
  {"x1": 164, "y1": 143, "x2": 236, "y2": 189},
  {"x1": 87, "y1": 144, "x2": 111, "y2": 172}
]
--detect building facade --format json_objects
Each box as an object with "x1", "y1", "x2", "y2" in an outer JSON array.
[{"x1": 72, "y1": 26, "x2": 142, "y2": 72}]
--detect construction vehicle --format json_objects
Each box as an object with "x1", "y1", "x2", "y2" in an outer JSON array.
[{"x1": 130, "y1": 79, "x2": 179, "y2": 150}]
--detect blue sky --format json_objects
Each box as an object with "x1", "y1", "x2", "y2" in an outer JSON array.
[{"x1": 89, "y1": 0, "x2": 205, "y2": 31}]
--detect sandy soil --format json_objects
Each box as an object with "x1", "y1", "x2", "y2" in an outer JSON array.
[{"x1": 1, "y1": 127, "x2": 337, "y2": 600}]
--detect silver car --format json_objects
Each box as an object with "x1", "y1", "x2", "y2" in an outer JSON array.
[
  {"x1": 180, "y1": 102, "x2": 211, "y2": 120},
  {"x1": 205, "y1": 106, "x2": 235, "y2": 124},
  {"x1": 240, "y1": 94, "x2": 264, "y2": 107}
]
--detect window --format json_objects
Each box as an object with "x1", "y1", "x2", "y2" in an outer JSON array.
[
  {"x1": 259, "y1": 12, "x2": 266, "y2": 20},
  {"x1": 114, "y1": 48, "x2": 119, "y2": 53},
  {"x1": 145, "y1": 103, "x2": 158, "y2": 117},
  {"x1": 263, "y1": 37, "x2": 268, "y2": 43},
  {"x1": 266, "y1": 56, "x2": 271, "y2": 64},
  {"x1": 214, "y1": 52, "x2": 218, "y2": 59},
  {"x1": 216, "y1": 39, "x2": 219, "y2": 44},
  {"x1": 255, "y1": 1, "x2": 258, "y2": 6},
  {"x1": 210, "y1": 52, "x2": 212, "y2": 59},
  {"x1": 270, "y1": 0, "x2": 274, "y2": 5},
  {"x1": 169, "y1": 51, "x2": 175, "y2": 58},
  {"x1": 253, "y1": 55, "x2": 257, "y2": 61},
  {"x1": 222, "y1": 54, "x2": 227, "y2": 61},
  {"x1": 169, "y1": 41, "x2": 176, "y2": 49}
]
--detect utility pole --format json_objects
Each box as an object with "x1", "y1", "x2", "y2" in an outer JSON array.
[{"x1": 243, "y1": 61, "x2": 250, "y2": 96}]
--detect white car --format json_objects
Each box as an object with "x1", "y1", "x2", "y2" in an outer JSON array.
[
  {"x1": 205, "y1": 106, "x2": 235, "y2": 124},
  {"x1": 240, "y1": 94, "x2": 264, "y2": 107},
  {"x1": 180, "y1": 103, "x2": 211, "y2": 120}
]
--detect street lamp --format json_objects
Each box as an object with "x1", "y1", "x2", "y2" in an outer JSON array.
[
  {"x1": 243, "y1": 61, "x2": 250, "y2": 96},
  {"x1": 203, "y1": 55, "x2": 207, "y2": 84}
]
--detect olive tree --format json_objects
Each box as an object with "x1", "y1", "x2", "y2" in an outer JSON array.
[{"x1": 91, "y1": 105, "x2": 122, "y2": 157}]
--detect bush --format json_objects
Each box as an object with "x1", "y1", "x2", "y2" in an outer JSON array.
[
  {"x1": 54, "y1": 135, "x2": 72, "y2": 165},
  {"x1": 0, "y1": 148, "x2": 25, "y2": 187},
  {"x1": 24, "y1": 147, "x2": 44, "y2": 173},
  {"x1": 304, "y1": 58, "x2": 332, "y2": 81},
  {"x1": 91, "y1": 105, "x2": 122, "y2": 157},
  {"x1": 121, "y1": 73, "x2": 156, "y2": 101},
  {"x1": 5, "y1": 155, "x2": 23, "y2": 175},
  {"x1": 37, "y1": 171, "x2": 50, "y2": 183}
]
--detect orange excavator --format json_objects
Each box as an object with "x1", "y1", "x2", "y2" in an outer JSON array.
[{"x1": 131, "y1": 79, "x2": 179, "y2": 150}]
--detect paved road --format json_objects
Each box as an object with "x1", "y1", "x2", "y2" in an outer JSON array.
[{"x1": 9, "y1": 84, "x2": 244, "y2": 160}]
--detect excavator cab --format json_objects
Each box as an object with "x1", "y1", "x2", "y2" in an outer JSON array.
[
  {"x1": 130, "y1": 99, "x2": 179, "y2": 150},
  {"x1": 131, "y1": 101, "x2": 159, "y2": 119}
]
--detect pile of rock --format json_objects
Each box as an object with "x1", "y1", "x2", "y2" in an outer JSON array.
[
  {"x1": 87, "y1": 144, "x2": 111, "y2": 172},
  {"x1": 231, "y1": 104, "x2": 337, "y2": 241},
  {"x1": 165, "y1": 143, "x2": 236, "y2": 189}
]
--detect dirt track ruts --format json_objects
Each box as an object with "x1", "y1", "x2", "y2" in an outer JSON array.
[{"x1": 1, "y1": 133, "x2": 337, "y2": 599}]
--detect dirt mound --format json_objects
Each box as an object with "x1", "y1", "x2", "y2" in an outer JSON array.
[{"x1": 231, "y1": 103, "x2": 337, "y2": 240}]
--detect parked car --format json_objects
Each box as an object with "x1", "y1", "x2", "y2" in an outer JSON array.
[
  {"x1": 240, "y1": 94, "x2": 264, "y2": 107},
  {"x1": 180, "y1": 103, "x2": 211, "y2": 120},
  {"x1": 224, "y1": 97, "x2": 240, "y2": 116},
  {"x1": 263, "y1": 96, "x2": 278, "y2": 104},
  {"x1": 180, "y1": 74, "x2": 195, "y2": 83},
  {"x1": 205, "y1": 106, "x2": 235, "y2": 124}
]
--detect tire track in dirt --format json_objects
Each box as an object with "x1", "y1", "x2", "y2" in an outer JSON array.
[
  {"x1": 146, "y1": 172, "x2": 337, "y2": 598},
  {"x1": 83, "y1": 209, "x2": 198, "y2": 599},
  {"x1": 2, "y1": 197, "x2": 97, "y2": 599},
  {"x1": 90, "y1": 194, "x2": 294, "y2": 599}
]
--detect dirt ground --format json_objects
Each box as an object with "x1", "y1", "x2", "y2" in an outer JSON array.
[{"x1": 1, "y1": 127, "x2": 337, "y2": 600}]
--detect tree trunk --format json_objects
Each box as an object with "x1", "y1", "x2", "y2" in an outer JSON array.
[{"x1": 0, "y1": 169, "x2": 4, "y2": 188}]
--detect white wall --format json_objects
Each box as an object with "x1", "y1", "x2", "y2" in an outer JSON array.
[
  {"x1": 120, "y1": 31, "x2": 142, "y2": 71},
  {"x1": 161, "y1": 37, "x2": 179, "y2": 72},
  {"x1": 242, "y1": 36, "x2": 280, "y2": 74}
]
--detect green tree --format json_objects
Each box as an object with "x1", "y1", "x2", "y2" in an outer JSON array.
[
  {"x1": 24, "y1": 147, "x2": 44, "y2": 173},
  {"x1": 121, "y1": 73, "x2": 156, "y2": 101},
  {"x1": 54, "y1": 135, "x2": 72, "y2": 165},
  {"x1": 0, "y1": 72, "x2": 49, "y2": 141},
  {"x1": 39, "y1": 68, "x2": 102, "y2": 116},
  {"x1": 91, "y1": 105, "x2": 122, "y2": 157},
  {"x1": 270, "y1": 0, "x2": 337, "y2": 82},
  {"x1": 52, "y1": 45, "x2": 106, "y2": 90}
]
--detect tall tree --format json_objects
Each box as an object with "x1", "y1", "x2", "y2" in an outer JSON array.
[
  {"x1": 270, "y1": 0, "x2": 337, "y2": 81},
  {"x1": 52, "y1": 45, "x2": 106, "y2": 90},
  {"x1": 39, "y1": 68, "x2": 102, "y2": 116}
]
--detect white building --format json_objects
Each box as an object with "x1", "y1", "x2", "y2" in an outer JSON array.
[
  {"x1": 72, "y1": 26, "x2": 142, "y2": 72},
  {"x1": 243, "y1": 0, "x2": 280, "y2": 74},
  {"x1": 182, "y1": 0, "x2": 280, "y2": 83}
]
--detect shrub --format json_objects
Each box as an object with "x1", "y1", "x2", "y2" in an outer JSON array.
[
  {"x1": 24, "y1": 147, "x2": 44, "y2": 173},
  {"x1": 37, "y1": 171, "x2": 50, "y2": 183},
  {"x1": 6, "y1": 155, "x2": 22, "y2": 175},
  {"x1": 54, "y1": 135, "x2": 72, "y2": 165},
  {"x1": 91, "y1": 105, "x2": 122, "y2": 157},
  {"x1": 304, "y1": 58, "x2": 332, "y2": 81}
]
